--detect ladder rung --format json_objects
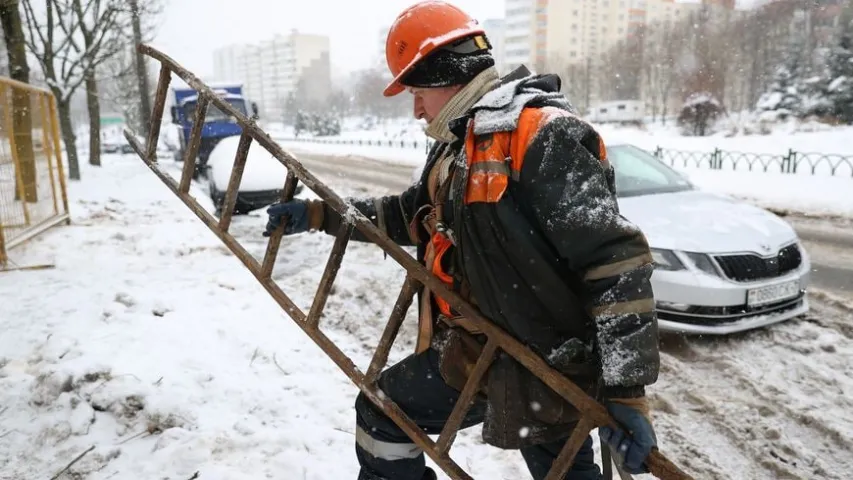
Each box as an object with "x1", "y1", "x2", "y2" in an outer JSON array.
[
  {"x1": 219, "y1": 132, "x2": 253, "y2": 231},
  {"x1": 435, "y1": 340, "x2": 497, "y2": 455},
  {"x1": 146, "y1": 64, "x2": 172, "y2": 163},
  {"x1": 544, "y1": 416, "x2": 595, "y2": 480},
  {"x1": 364, "y1": 276, "x2": 418, "y2": 384},
  {"x1": 306, "y1": 221, "x2": 353, "y2": 329},
  {"x1": 179, "y1": 94, "x2": 210, "y2": 193},
  {"x1": 260, "y1": 171, "x2": 299, "y2": 280}
]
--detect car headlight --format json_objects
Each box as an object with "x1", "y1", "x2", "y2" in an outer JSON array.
[
  {"x1": 650, "y1": 248, "x2": 685, "y2": 271},
  {"x1": 683, "y1": 252, "x2": 722, "y2": 277}
]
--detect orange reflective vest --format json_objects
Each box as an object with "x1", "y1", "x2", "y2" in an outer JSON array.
[{"x1": 416, "y1": 106, "x2": 608, "y2": 352}]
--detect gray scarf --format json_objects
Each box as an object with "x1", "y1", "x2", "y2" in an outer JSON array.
[{"x1": 424, "y1": 66, "x2": 501, "y2": 143}]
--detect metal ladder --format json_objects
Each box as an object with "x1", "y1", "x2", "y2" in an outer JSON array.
[{"x1": 123, "y1": 43, "x2": 694, "y2": 480}]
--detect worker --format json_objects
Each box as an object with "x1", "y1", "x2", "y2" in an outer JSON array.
[{"x1": 263, "y1": 1, "x2": 660, "y2": 478}]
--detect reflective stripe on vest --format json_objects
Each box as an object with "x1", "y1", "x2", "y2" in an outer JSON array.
[{"x1": 462, "y1": 106, "x2": 608, "y2": 205}]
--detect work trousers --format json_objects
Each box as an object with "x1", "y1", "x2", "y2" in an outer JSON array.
[{"x1": 355, "y1": 349, "x2": 602, "y2": 480}]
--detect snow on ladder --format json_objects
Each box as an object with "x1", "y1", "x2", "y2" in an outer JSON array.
[{"x1": 123, "y1": 43, "x2": 694, "y2": 480}]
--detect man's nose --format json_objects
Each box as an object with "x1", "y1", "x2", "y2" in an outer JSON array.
[{"x1": 413, "y1": 97, "x2": 422, "y2": 120}]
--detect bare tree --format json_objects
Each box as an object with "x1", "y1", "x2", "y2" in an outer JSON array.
[
  {"x1": 0, "y1": 28, "x2": 7, "y2": 76},
  {"x1": 20, "y1": 0, "x2": 154, "y2": 178},
  {"x1": 0, "y1": 0, "x2": 36, "y2": 200},
  {"x1": 649, "y1": 20, "x2": 689, "y2": 124},
  {"x1": 128, "y1": 0, "x2": 151, "y2": 138},
  {"x1": 22, "y1": 0, "x2": 87, "y2": 179},
  {"x1": 598, "y1": 37, "x2": 643, "y2": 102},
  {"x1": 97, "y1": 0, "x2": 160, "y2": 135},
  {"x1": 351, "y1": 67, "x2": 408, "y2": 119},
  {"x1": 64, "y1": 0, "x2": 131, "y2": 167},
  {"x1": 547, "y1": 54, "x2": 590, "y2": 114},
  {"x1": 98, "y1": 47, "x2": 157, "y2": 132},
  {"x1": 588, "y1": 0, "x2": 828, "y2": 125}
]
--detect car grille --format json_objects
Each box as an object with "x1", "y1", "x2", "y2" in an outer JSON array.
[
  {"x1": 657, "y1": 293, "x2": 806, "y2": 326},
  {"x1": 713, "y1": 243, "x2": 802, "y2": 282}
]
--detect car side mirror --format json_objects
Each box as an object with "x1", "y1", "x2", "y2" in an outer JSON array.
[
  {"x1": 251, "y1": 102, "x2": 259, "y2": 120},
  {"x1": 170, "y1": 106, "x2": 179, "y2": 124}
]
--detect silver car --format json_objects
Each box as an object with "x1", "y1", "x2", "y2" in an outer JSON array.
[{"x1": 610, "y1": 143, "x2": 810, "y2": 335}]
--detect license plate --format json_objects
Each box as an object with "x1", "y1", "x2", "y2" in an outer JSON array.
[{"x1": 747, "y1": 280, "x2": 800, "y2": 307}]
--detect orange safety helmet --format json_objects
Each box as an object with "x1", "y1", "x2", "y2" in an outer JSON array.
[{"x1": 383, "y1": 1, "x2": 486, "y2": 97}]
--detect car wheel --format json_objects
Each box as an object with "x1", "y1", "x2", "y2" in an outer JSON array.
[{"x1": 209, "y1": 178, "x2": 224, "y2": 214}]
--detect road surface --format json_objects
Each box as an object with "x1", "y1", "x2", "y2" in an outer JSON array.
[{"x1": 289, "y1": 148, "x2": 853, "y2": 302}]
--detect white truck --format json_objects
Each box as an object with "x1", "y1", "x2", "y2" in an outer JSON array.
[{"x1": 586, "y1": 100, "x2": 645, "y2": 125}]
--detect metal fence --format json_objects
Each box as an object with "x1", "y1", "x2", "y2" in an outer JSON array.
[
  {"x1": 277, "y1": 135, "x2": 853, "y2": 178},
  {"x1": 279, "y1": 135, "x2": 434, "y2": 154},
  {"x1": 653, "y1": 147, "x2": 853, "y2": 177},
  {"x1": 0, "y1": 77, "x2": 70, "y2": 266}
]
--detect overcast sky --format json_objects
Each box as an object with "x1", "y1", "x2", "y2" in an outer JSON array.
[
  {"x1": 150, "y1": 0, "x2": 503, "y2": 80},
  {"x1": 149, "y1": 0, "x2": 768, "y2": 81}
]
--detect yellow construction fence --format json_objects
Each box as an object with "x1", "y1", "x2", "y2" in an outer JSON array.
[{"x1": 0, "y1": 76, "x2": 69, "y2": 266}]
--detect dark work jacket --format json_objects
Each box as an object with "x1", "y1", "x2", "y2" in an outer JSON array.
[{"x1": 320, "y1": 67, "x2": 660, "y2": 448}]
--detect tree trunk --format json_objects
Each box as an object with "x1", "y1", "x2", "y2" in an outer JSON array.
[
  {"x1": 129, "y1": 0, "x2": 151, "y2": 136},
  {"x1": 85, "y1": 70, "x2": 101, "y2": 166},
  {"x1": 0, "y1": 0, "x2": 37, "y2": 202},
  {"x1": 55, "y1": 96, "x2": 80, "y2": 180}
]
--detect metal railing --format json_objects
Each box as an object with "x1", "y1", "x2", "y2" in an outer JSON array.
[
  {"x1": 0, "y1": 77, "x2": 70, "y2": 267},
  {"x1": 278, "y1": 134, "x2": 434, "y2": 154},
  {"x1": 653, "y1": 147, "x2": 853, "y2": 177},
  {"x1": 125, "y1": 43, "x2": 695, "y2": 480},
  {"x1": 275, "y1": 135, "x2": 853, "y2": 177}
]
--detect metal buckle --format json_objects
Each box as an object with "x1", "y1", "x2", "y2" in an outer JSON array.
[{"x1": 435, "y1": 222, "x2": 456, "y2": 245}]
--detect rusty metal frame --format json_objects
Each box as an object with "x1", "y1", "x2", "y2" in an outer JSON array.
[
  {"x1": 0, "y1": 219, "x2": 6, "y2": 266},
  {"x1": 0, "y1": 77, "x2": 70, "y2": 268},
  {"x1": 124, "y1": 43, "x2": 694, "y2": 480},
  {"x1": 1, "y1": 82, "x2": 31, "y2": 226}
]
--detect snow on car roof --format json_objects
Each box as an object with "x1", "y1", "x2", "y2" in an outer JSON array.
[{"x1": 178, "y1": 91, "x2": 244, "y2": 106}]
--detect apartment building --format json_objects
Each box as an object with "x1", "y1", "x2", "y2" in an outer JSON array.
[
  {"x1": 483, "y1": 18, "x2": 508, "y2": 73},
  {"x1": 502, "y1": 0, "x2": 739, "y2": 72},
  {"x1": 213, "y1": 31, "x2": 331, "y2": 119},
  {"x1": 504, "y1": 0, "x2": 534, "y2": 70},
  {"x1": 501, "y1": 0, "x2": 737, "y2": 108}
]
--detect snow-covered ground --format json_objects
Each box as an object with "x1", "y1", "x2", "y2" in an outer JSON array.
[
  {"x1": 267, "y1": 118, "x2": 853, "y2": 219},
  {"x1": 2, "y1": 151, "x2": 853, "y2": 479},
  {"x1": 0, "y1": 155, "x2": 540, "y2": 479}
]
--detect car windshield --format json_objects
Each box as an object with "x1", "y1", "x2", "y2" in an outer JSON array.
[
  {"x1": 184, "y1": 98, "x2": 246, "y2": 123},
  {"x1": 607, "y1": 144, "x2": 694, "y2": 197}
]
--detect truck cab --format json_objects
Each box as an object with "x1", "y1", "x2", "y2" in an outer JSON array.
[{"x1": 170, "y1": 83, "x2": 259, "y2": 178}]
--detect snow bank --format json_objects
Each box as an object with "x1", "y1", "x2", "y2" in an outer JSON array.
[
  {"x1": 269, "y1": 119, "x2": 853, "y2": 218},
  {"x1": 596, "y1": 122, "x2": 853, "y2": 157},
  {"x1": 0, "y1": 155, "x2": 542, "y2": 479},
  {"x1": 681, "y1": 167, "x2": 853, "y2": 218},
  {"x1": 264, "y1": 116, "x2": 428, "y2": 144}
]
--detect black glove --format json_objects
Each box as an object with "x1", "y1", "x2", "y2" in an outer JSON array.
[
  {"x1": 263, "y1": 200, "x2": 311, "y2": 237},
  {"x1": 599, "y1": 400, "x2": 657, "y2": 474}
]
